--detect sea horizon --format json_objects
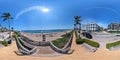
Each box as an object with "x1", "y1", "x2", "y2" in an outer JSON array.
[{"x1": 21, "y1": 29, "x2": 72, "y2": 34}]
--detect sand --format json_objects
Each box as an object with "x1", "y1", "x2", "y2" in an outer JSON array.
[
  {"x1": 0, "y1": 32, "x2": 120, "y2": 60},
  {"x1": 21, "y1": 31, "x2": 70, "y2": 42}
]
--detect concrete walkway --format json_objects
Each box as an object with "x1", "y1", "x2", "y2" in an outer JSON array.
[
  {"x1": 31, "y1": 46, "x2": 62, "y2": 57},
  {"x1": 91, "y1": 31, "x2": 120, "y2": 48}
]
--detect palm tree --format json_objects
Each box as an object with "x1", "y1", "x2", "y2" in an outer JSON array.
[
  {"x1": 74, "y1": 24, "x2": 76, "y2": 30},
  {"x1": 1, "y1": 12, "x2": 13, "y2": 38},
  {"x1": 74, "y1": 16, "x2": 82, "y2": 31},
  {"x1": 74, "y1": 16, "x2": 82, "y2": 39}
]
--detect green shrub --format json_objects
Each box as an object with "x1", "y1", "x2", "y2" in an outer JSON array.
[
  {"x1": 61, "y1": 31, "x2": 73, "y2": 38},
  {"x1": 76, "y1": 39, "x2": 84, "y2": 44},
  {"x1": 2, "y1": 41, "x2": 8, "y2": 46},
  {"x1": 0, "y1": 40, "x2": 8, "y2": 46},
  {"x1": 14, "y1": 31, "x2": 20, "y2": 37},
  {"x1": 107, "y1": 31, "x2": 120, "y2": 33},
  {"x1": 106, "y1": 41, "x2": 120, "y2": 49},
  {"x1": 83, "y1": 39, "x2": 99, "y2": 48},
  {"x1": 0, "y1": 41, "x2": 3, "y2": 44}
]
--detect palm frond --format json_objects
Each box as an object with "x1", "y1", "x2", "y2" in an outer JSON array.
[
  {"x1": 10, "y1": 17, "x2": 13, "y2": 19},
  {"x1": 1, "y1": 15, "x2": 7, "y2": 18},
  {"x1": 3, "y1": 13, "x2": 10, "y2": 17},
  {"x1": 3, "y1": 18, "x2": 7, "y2": 21},
  {"x1": 3, "y1": 13, "x2": 7, "y2": 15}
]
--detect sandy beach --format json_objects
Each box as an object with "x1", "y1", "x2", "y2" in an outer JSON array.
[
  {"x1": 0, "y1": 32, "x2": 120, "y2": 60},
  {"x1": 20, "y1": 31, "x2": 71, "y2": 42}
]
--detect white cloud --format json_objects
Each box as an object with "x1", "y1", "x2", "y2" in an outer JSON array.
[{"x1": 15, "y1": 6, "x2": 46, "y2": 20}]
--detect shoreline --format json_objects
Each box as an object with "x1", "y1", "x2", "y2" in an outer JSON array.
[{"x1": 21, "y1": 29, "x2": 72, "y2": 34}]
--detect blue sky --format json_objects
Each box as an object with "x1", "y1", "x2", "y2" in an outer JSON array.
[{"x1": 0, "y1": 0, "x2": 120, "y2": 30}]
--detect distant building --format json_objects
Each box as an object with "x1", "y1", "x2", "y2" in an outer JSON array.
[
  {"x1": 107, "y1": 22, "x2": 120, "y2": 31},
  {"x1": 100, "y1": 27, "x2": 104, "y2": 31},
  {"x1": 82, "y1": 22, "x2": 101, "y2": 32}
]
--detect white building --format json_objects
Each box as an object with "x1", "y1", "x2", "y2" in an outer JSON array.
[
  {"x1": 108, "y1": 22, "x2": 120, "y2": 31},
  {"x1": 82, "y1": 22, "x2": 101, "y2": 32}
]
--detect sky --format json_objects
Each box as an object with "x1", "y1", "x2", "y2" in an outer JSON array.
[{"x1": 0, "y1": 0, "x2": 120, "y2": 30}]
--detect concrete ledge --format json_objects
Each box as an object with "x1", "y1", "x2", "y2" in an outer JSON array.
[
  {"x1": 82, "y1": 43, "x2": 97, "y2": 52},
  {"x1": 109, "y1": 45, "x2": 120, "y2": 51}
]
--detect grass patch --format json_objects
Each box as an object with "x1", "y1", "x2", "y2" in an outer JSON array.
[
  {"x1": 52, "y1": 38, "x2": 68, "y2": 48},
  {"x1": 13, "y1": 31, "x2": 21, "y2": 38},
  {"x1": 106, "y1": 40, "x2": 120, "y2": 49},
  {"x1": 52, "y1": 31, "x2": 73, "y2": 49},
  {"x1": 61, "y1": 31, "x2": 73, "y2": 38}
]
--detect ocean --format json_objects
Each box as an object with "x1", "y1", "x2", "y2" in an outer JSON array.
[{"x1": 22, "y1": 29, "x2": 71, "y2": 34}]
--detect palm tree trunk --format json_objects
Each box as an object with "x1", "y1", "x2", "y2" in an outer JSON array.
[
  {"x1": 79, "y1": 23, "x2": 81, "y2": 32},
  {"x1": 78, "y1": 24, "x2": 80, "y2": 39},
  {"x1": 8, "y1": 20, "x2": 11, "y2": 38},
  {"x1": 74, "y1": 24, "x2": 76, "y2": 30}
]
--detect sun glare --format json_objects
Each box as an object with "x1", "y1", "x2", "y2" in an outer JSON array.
[{"x1": 42, "y1": 8, "x2": 49, "y2": 12}]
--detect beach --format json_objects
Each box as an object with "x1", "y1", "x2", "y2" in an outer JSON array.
[
  {"x1": 20, "y1": 30, "x2": 71, "y2": 42},
  {"x1": 0, "y1": 32, "x2": 120, "y2": 60}
]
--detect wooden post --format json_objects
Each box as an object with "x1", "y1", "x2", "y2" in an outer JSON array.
[{"x1": 42, "y1": 34, "x2": 46, "y2": 41}]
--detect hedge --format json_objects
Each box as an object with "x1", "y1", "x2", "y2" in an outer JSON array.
[
  {"x1": 76, "y1": 38, "x2": 99, "y2": 48},
  {"x1": 76, "y1": 39, "x2": 84, "y2": 44},
  {"x1": 106, "y1": 40, "x2": 120, "y2": 49},
  {"x1": 83, "y1": 39, "x2": 99, "y2": 48}
]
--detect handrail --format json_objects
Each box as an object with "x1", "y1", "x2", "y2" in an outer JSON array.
[
  {"x1": 19, "y1": 38, "x2": 35, "y2": 48},
  {"x1": 21, "y1": 35, "x2": 40, "y2": 46},
  {"x1": 62, "y1": 34, "x2": 73, "y2": 49},
  {"x1": 15, "y1": 36, "x2": 37, "y2": 55}
]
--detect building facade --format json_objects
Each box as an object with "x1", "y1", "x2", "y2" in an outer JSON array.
[
  {"x1": 108, "y1": 22, "x2": 120, "y2": 31},
  {"x1": 82, "y1": 22, "x2": 101, "y2": 32}
]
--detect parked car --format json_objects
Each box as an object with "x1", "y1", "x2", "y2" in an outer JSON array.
[{"x1": 82, "y1": 32, "x2": 92, "y2": 39}]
